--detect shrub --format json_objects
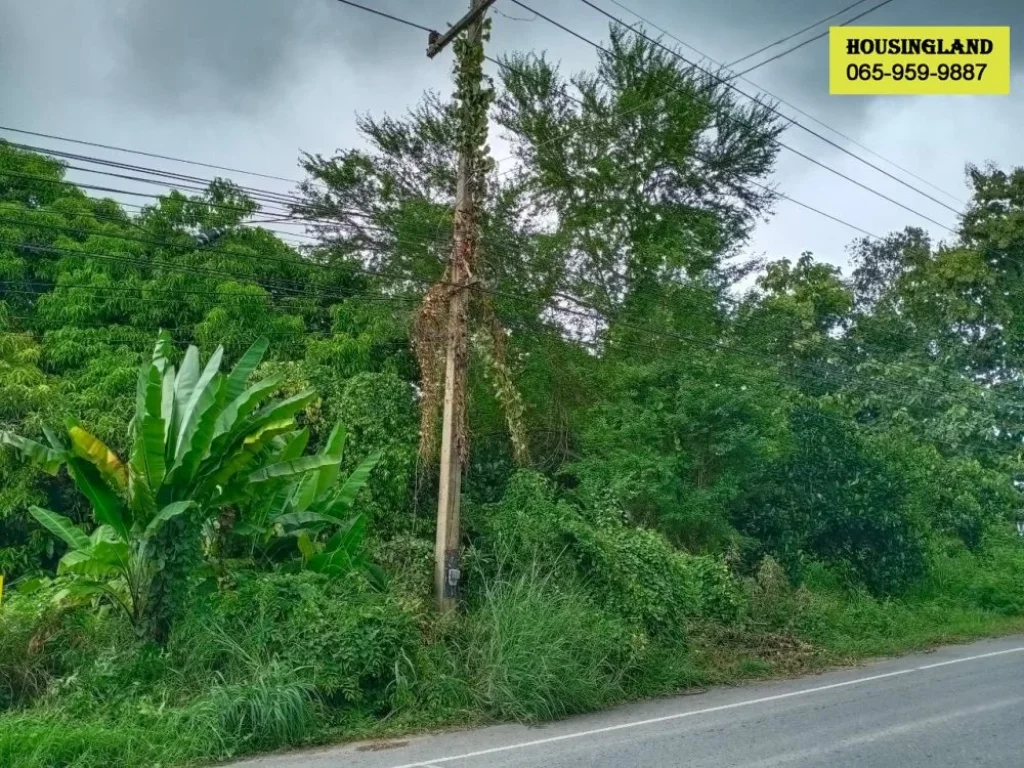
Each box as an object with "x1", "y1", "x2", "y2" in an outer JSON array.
[
  {"x1": 0, "y1": 585, "x2": 118, "y2": 711},
  {"x1": 170, "y1": 571, "x2": 418, "y2": 710},
  {"x1": 734, "y1": 405, "x2": 930, "y2": 595},
  {"x1": 743, "y1": 555, "x2": 812, "y2": 633},
  {"x1": 473, "y1": 471, "x2": 744, "y2": 638}
]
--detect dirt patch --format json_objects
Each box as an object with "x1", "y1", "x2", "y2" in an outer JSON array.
[{"x1": 356, "y1": 740, "x2": 411, "y2": 752}]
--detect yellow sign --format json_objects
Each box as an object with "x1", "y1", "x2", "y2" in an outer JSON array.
[{"x1": 829, "y1": 26, "x2": 1011, "y2": 95}]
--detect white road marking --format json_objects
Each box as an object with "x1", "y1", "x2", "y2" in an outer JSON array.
[{"x1": 385, "y1": 646, "x2": 1024, "y2": 768}]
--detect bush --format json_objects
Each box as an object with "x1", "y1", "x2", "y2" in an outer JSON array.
[
  {"x1": 472, "y1": 471, "x2": 744, "y2": 638},
  {"x1": 319, "y1": 372, "x2": 420, "y2": 534},
  {"x1": 743, "y1": 555, "x2": 812, "y2": 633},
  {"x1": 0, "y1": 585, "x2": 118, "y2": 711},
  {"x1": 169, "y1": 571, "x2": 418, "y2": 711},
  {"x1": 735, "y1": 405, "x2": 930, "y2": 595}
]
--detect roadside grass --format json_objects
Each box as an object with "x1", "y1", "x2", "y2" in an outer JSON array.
[{"x1": 1, "y1": 539, "x2": 1022, "y2": 768}]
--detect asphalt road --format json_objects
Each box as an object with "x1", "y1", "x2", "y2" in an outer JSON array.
[{"x1": 232, "y1": 635, "x2": 1024, "y2": 768}]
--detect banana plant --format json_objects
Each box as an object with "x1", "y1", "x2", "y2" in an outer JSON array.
[
  {"x1": 26, "y1": 501, "x2": 193, "y2": 632},
  {"x1": 0, "y1": 331, "x2": 341, "y2": 637},
  {"x1": 237, "y1": 422, "x2": 386, "y2": 587}
]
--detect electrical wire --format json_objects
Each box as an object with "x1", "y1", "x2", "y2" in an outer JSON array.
[
  {"x1": 564, "y1": 0, "x2": 959, "y2": 224},
  {"x1": 725, "y1": 0, "x2": 874, "y2": 68},
  {"x1": 5, "y1": 128, "x2": 993, "y2": 371},
  {"x1": 732, "y1": 0, "x2": 899, "y2": 77},
  {"x1": 0, "y1": 125, "x2": 303, "y2": 186},
  {"x1": 1, "y1": 222, "x2": 1012, "y2": 424},
  {"x1": 0, "y1": 237, "x2": 428, "y2": 307},
  {"x1": 599, "y1": 0, "x2": 965, "y2": 206},
  {"x1": 331, "y1": 0, "x2": 433, "y2": 33}
]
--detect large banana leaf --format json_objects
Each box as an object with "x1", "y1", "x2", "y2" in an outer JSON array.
[
  {"x1": 249, "y1": 454, "x2": 340, "y2": 484},
  {"x1": 131, "y1": 414, "x2": 167, "y2": 495},
  {"x1": 0, "y1": 432, "x2": 67, "y2": 475},
  {"x1": 135, "y1": 353, "x2": 163, "y2": 426},
  {"x1": 251, "y1": 390, "x2": 317, "y2": 424},
  {"x1": 42, "y1": 427, "x2": 66, "y2": 452},
  {"x1": 289, "y1": 472, "x2": 321, "y2": 516},
  {"x1": 314, "y1": 423, "x2": 349, "y2": 499},
  {"x1": 219, "y1": 390, "x2": 317, "y2": 459},
  {"x1": 66, "y1": 457, "x2": 130, "y2": 540},
  {"x1": 321, "y1": 451, "x2": 383, "y2": 521},
  {"x1": 171, "y1": 346, "x2": 202, "y2": 446},
  {"x1": 89, "y1": 540, "x2": 133, "y2": 575},
  {"x1": 306, "y1": 514, "x2": 367, "y2": 575},
  {"x1": 275, "y1": 428, "x2": 311, "y2": 463},
  {"x1": 67, "y1": 422, "x2": 128, "y2": 491},
  {"x1": 133, "y1": 353, "x2": 167, "y2": 491},
  {"x1": 207, "y1": 418, "x2": 297, "y2": 492},
  {"x1": 143, "y1": 501, "x2": 193, "y2": 541},
  {"x1": 208, "y1": 373, "x2": 286, "y2": 454},
  {"x1": 224, "y1": 337, "x2": 269, "y2": 403},
  {"x1": 58, "y1": 549, "x2": 113, "y2": 579},
  {"x1": 161, "y1": 363, "x2": 177, "y2": 450},
  {"x1": 174, "y1": 346, "x2": 224, "y2": 460},
  {"x1": 170, "y1": 378, "x2": 226, "y2": 487},
  {"x1": 28, "y1": 506, "x2": 89, "y2": 550},
  {"x1": 150, "y1": 330, "x2": 173, "y2": 370},
  {"x1": 272, "y1": 510, "x2": 339, "y2": 529},
  {"x1": 59, "y1": 538, "x2": 130, "y2": 580}
]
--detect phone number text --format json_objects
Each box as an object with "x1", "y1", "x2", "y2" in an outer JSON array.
[{"x1": 845, "y1": 62, "x2": 988, "y2": 81}]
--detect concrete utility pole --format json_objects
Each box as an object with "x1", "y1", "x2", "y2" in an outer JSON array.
[{"x1": 426, "y1": 0, "x2": 494, "y2": 612}]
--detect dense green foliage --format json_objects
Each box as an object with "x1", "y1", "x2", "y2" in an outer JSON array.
[{"x1": 1, "y1": 27, "x2": 1023, "y2": 768}]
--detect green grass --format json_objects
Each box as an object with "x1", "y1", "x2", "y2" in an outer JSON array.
[{"x1": 1, "y1": 538, "x2": 1021, "y2": 768}]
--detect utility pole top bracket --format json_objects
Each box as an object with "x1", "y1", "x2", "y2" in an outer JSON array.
[{"x1": 426, "y1": 0, "x2": 499, "y2": 58}]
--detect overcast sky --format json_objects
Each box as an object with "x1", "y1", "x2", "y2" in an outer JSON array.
[{"x1": 2, "y1": 0, "x2": 1023, "y2": 273}]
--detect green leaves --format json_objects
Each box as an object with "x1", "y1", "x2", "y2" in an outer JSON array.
[
  {"x1": 326, "y1": 451, "x2": 383, "y2": 521},
  {"x1": 67, "y1": 421, "x2": 127, "y2": 491},
  {"x1": 224, "y1": 337, "x2": 269, "y2": 402},
  {"x1": 249, "y1": 454, "x2": 340, "y2": 484},
  {"x1": 66, "y1": 457, "x2": 130, "y2": 541},
  {"x1": 6, "y1": 332, "x2": 337, "y2": 638},
  {"x1": 144, "y1": 501, "x2": 194, "y2": 541},
  {"x1": 232, "y1": 419, "x2": 384, "y2": 586},
  {"x1": 28, "y1": 506, "x2": 89, "y2": 551},
  {"x1": 0, "y1": 431, "x2": 68, "y2": 475}
]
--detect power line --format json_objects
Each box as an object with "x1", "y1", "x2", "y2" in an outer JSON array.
[
  {"x1": 725, "y1": 0, "x2": 874, "y2": 69},
  {"x1": 0, "y1": 166, "x2": 375, "y2": 240},
  {"x1": 3, "y1": 143, "x2": 452, "y2": 246},
  {"x1": 0, "y1": 237, "x2": 427, "y2": 307},
  {"x1": 732, "y1": 0, "x2": 899, "y2": 77},
  {"x1": 600, "y1": 0, "x2": 964, "y2": 206},
  {"x1": 0, "y1": 214, "x2": 439, "y2": 298},
  {"x1": 0, "y1": 138, "x2": 914, "y2": 342},
  {"x1": 2, "y1": 276, "x2": 1003, "y2": 423},
  {"x1": 564, "y1": 0, "x2": 959, "y2": 226},
  {"x1": 0, "y1": 125, "x2": 303, "y2": 186},
  {"x1": 4, "y1": 127, "x2": 982, "y2": 367},
  {"x1": 331, "y1": 0, "x2": 433, "y2": 33},
  {"x1": 11, "y1": 155, "x2": 1022, "y2": 385},
  {"x1": 4, "y1": 113, "x2": 1004, "y2": 369}
]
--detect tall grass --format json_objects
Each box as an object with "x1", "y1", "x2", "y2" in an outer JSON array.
[{"x1": 454, "y1": 565, "x2": 635, "y2": 721}]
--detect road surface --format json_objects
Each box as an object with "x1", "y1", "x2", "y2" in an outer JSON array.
[{"x1": 232, "y1": 635, "x2": 1024, "y2": 768}]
